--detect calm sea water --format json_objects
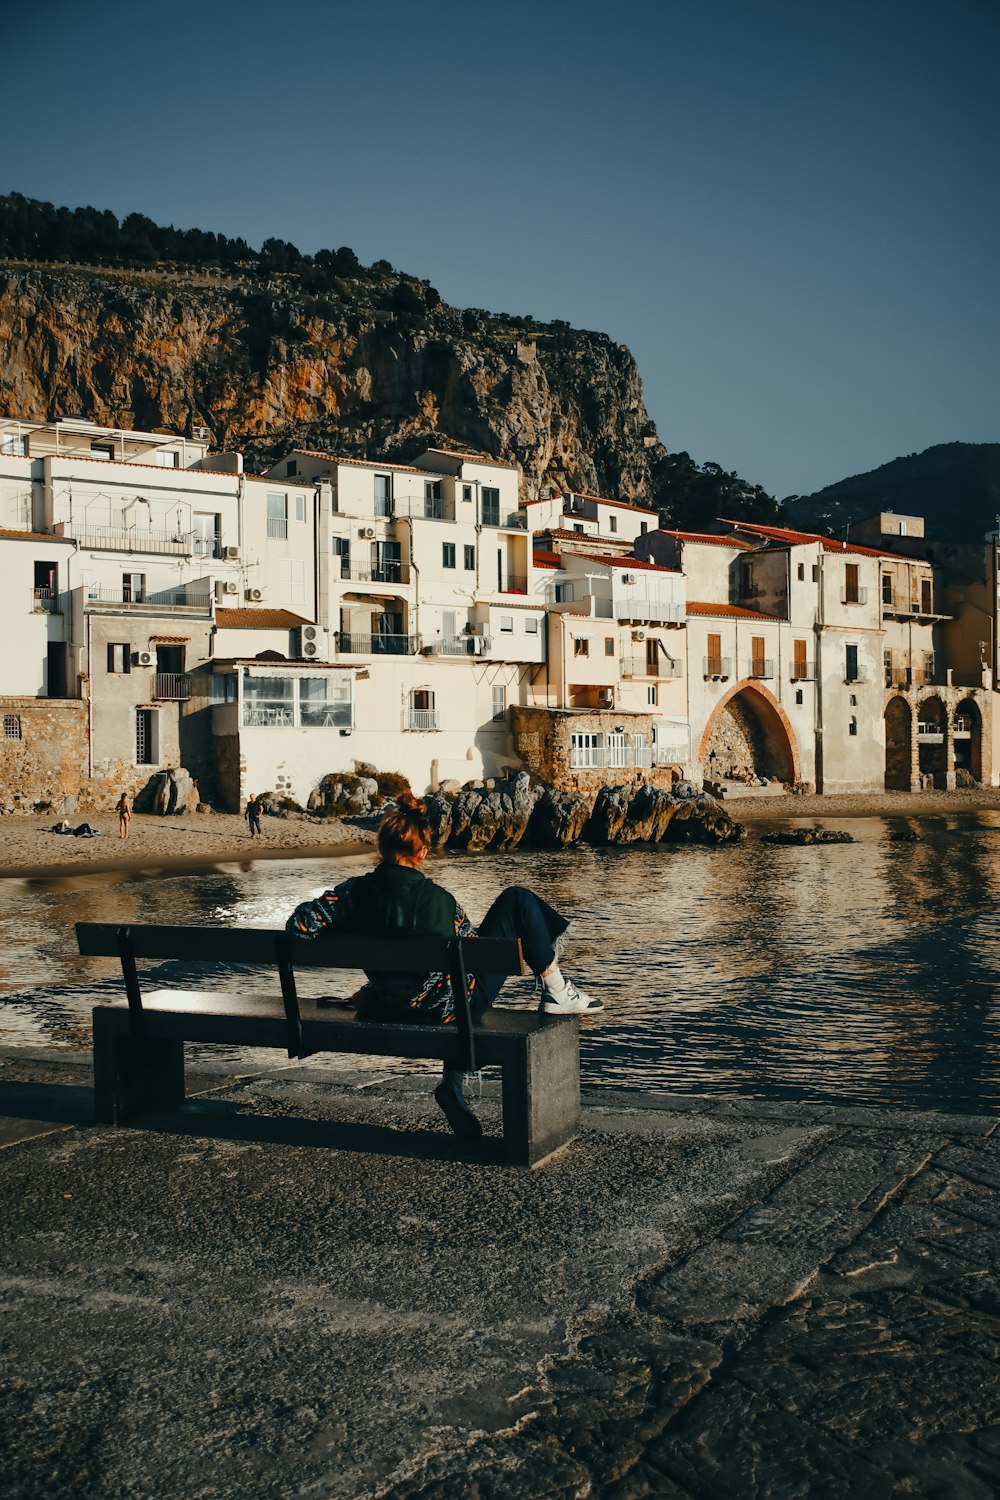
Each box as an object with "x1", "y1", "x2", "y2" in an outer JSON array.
[{"x1": 3, "y1": 813, "x2": 1000, "y2": 1113}]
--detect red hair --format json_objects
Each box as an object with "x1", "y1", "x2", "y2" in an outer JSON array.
[{"x1": 377, "y1": 791, "x2": 432, "y2": 862}]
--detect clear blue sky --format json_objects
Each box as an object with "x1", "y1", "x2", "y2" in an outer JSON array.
[{"x1": 5, "y1": 0, "x2": 998, "y2": 497}]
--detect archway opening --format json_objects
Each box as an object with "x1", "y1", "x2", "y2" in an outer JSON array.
[
  {"x1": 917, "y1": 696, "x2": 947, "y2": 786},
  {"x1": 884, "y1": 697, "x2": 912, "y2": 790},
  {"x1": 703, "y1": 687, "x2": 796, "y2": 787},
  {"x1": 954, "y1": 698, "x2": 983, "y2": 782}
]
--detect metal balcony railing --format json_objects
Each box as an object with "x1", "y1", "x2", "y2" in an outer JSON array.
[
  {"x1": 653, "y1": 745, "x2": 688, "y2": 766},
  {"x1": 393, "y1": 497, "x2": 456, "y2": 522},
  {"x1": 749, "y1": 659, "x2": 774, "y2": 679},
  {"x1": 406, "y1": 709, "x2": 440, "y2": 731},
  {"x1": 84, "y1": 586, "x2": 212, "y2": 611},
  {"x1": 616, "y1": 600, "x2": 684, "y2": 625},
  {"x1": 31, "y1": 588, "x2": 60, "y2": 613},
  {"x1": 620, "y1": 656, "x2": 683, "y2": 679},
  {"x1": 703, "y1": 657, "x2": 732, "y2": 678},
  {"x1": 337, "y1": 562, "x2": 411, "y2": 585},
  {"x1": 790, "y1": 661, "x2": 816, "y2": 681},
  {"x1": 151, "y1": 672, "x2": 191, "y2": 700},
  {"x1": 337, "y1": 632, "x2": 417, "y2": 656},
  {"x1": 841, "y1": 587, "x2": 868, "y2": 605},
  {"x1": 266, "y1": 517, "x2": 288, "y2": 539},
  {"x1": 71, "y1": 524, "x2": 194, "y2": 556},
  {"x1": 430, "y1": 635, "x2": 492, "y2": 656},
  {"x1": 498, "y1": 575, "x2": 528, "y2": 594}
]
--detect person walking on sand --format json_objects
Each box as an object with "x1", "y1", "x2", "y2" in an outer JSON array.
[
  {"x1": 285, "y1": 791, "x2": 601, "y2": 1141},
  {"x1": 244, "y1": 793, "x2": 263, "y2": 839},
  {"x1": 115, "y1": 791, "x2": 131, "y2": 840}
]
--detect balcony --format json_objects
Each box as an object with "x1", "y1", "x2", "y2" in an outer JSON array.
[
  {"x1": 266, "y1": 517, "x2": 288, "y2": 539},
  {"x1": 917, "y1": 721, "x2": 944, "y2": 743},
  {"x1": 749, "y1": 659, "x2": 774, "y2": 679},
  {"x1": 67, "y1": 524, "x2": 194, "y2": 557},
  {"x1": 703, "y1": 657, "x2": 732, "y2": 679},
  {"x1": 428, "y1": 635, "x2": 492, "y2": 657},
  {"x1": 336, "y1": 562, "x2": 412, "y2": 585},
  {"x1": 152, "y1": 672, "x2": 191, "y2": 701},
  {"x1": 336, "y1": 632, "x2": 417, "y2": 656},
  {"x1": 882, "y1": 590, "x2": 937, "y2": 619},
  {"x1": 840, "y1": 587, "x2": 868, "y2": 606},
  {"x1": 406, "y1": 709, "x2": 440, "y2": 731},
  {"x1": 84, "y1": 585, "x2": 212, "y2": 612},
  {"x1": 498, "y1": 575, "x2": 528, "y2": 595},
  {"x1": 790, "y1": 661, "x2": 816, "y2": 681},
  {"x1": 31, "y1": 588, "x2": 61, "y2": 614},
  {"x1": 653, "y1": 744, "x2": 688, "y2": 767},
  {"x1": 393, "y1": 497, "x2": 456, "y2": 522},
  {"x1": 620, "y1": 655, "x2": 683, "y2": 679},
  {"x1": 616, "y1": 600, "x2": 684, "y2": 626}
]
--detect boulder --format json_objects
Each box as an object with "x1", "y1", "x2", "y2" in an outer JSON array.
[
  {"x1": 149, "y1": 767, "x2": 196, "y2": 815},
  {"x1": 528, "y1": 788, "x2": 594, "y2": 848},
  {"x1": 761, "y1": 827, "x2": 853, "y2": 845}
]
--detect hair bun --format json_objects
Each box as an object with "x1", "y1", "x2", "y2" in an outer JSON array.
[{"x1": 397, "y1": 790, "x2": 427, "y2": 814}]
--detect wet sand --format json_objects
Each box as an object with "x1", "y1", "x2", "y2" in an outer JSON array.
[
  {"x1": 0, "y1": 811, "x2": 376, "y2": 880},
  {"x1": 726, "y1": 786, "x2": 1000, "y2": 823}
]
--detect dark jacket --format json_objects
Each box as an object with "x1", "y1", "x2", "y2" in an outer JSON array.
[{"x1": 285, "y1": 862, "x2": 477, "y2": 1023}]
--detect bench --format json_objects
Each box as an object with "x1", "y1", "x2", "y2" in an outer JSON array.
[{"x1": 75, "y1": 922, "x2": 580, "y2": 1166}]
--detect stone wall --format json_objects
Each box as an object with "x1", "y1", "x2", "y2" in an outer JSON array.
[
  {"x1": 704, "y1": 697, "x2": 770, "y2": 782},
  {"x1": 0, "y1": 697, "x2": 154, "y2": 813},
  {"x1": 511, "y1": 705, "x2": 676, "y2": 794}
]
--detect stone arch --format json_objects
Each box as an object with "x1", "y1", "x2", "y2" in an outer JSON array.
[
  {"x1": 884, "y1": 696, "x2": 911, "y2": 790},
  {"x1": 917, "y1": 693, "x2": 947, "y2": 785},
  {"x1": 954, "y1": 696, "x2": 983, "y2": 782},
  {"x1": 699, "y1": 681, "x2": 800, "y2": 785}
]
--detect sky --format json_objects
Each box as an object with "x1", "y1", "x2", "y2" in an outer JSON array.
[{"x1": 4, "y1": 0, "x2": 998, "y2": 497}]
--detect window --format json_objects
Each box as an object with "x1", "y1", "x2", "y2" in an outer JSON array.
[
  {"x1": 499, "y1": 615, "x2": 513, "y2": 634},
  {"x1": 706, "y1": 632, "x2": 722, "y2": 675},
  {"x1": 90, "y1": 442, "x2": 114, "y2": 461},
  {"x1": 423, "y1": 480, "x2": 442, "y2": 518},
  {"x1": 793, "y1": 639, "x2": 808, "y2": 679},
  {"x1": 442, "y1": 542, "x2": 456, "y2": 569},
  {"x1": 135, "y1": 708, "x2": 156, "y2": 765},
  {"x1": 3, "y1": 714, "x2": 22, "y2": 739},
  {"x1": 573, "y1": 524, "x2": 584, "y2": 534},
  {"x1": 882, "y1": 573, "x2": 893, "y2": 604},
  {"x1": 374, "y1": 541, "x2": 401, "y2": 583},
  {"x1": 374, "y1": 475, "x2": 392, "y2": 516},
  {"x1": 797, "y1": 562, "x2": 805, "y2": 581},
  {"x1": 605, "y1": 637, "x2": 615, "y2": 656},
  {"x1": 211, "y1": 674, "x2": 237, "y2": 703},
  {"x1": 481, "y1": 487, "x2": 500, "y2": 526},
  {"x1": 287, "y1": 460, "x2": 298, "y2": 477},
  {"x1": 640, "y1": 522, "x2": 648, "y2": 536},
  {"x1": 462, "y1": 484, "x2": 473, "y2": 502},
  {"x1": 1, "y1": 432, "x2": 27, "y2": 456},
  {"x1": 425, "y1": 480, "x2": 441, "y2": 501},
  {"x1": 492, "y1": 685, "x2": 506, "y2": 721},
  {"x1": 525, "y1": 617, "x2": 539, "y2": 634},
  {"x1": 899, "y1": 521, "x2": 907, "y2": 536},
  {"x1": 570, "y1": 731, "x2": 603, "y2": 768},
  {"x1": 647, "y1": 685, "x2": 657, "y2": 706},
  {"x1": 152, "y1": 450, "x2": 179, "y2": 468},
  {"x1": 646, "y1": 638, "x2": 659, "y2": 673},
  {"x1": 407, "y1": 688, "x2": 438, "y2": 731},
  {"x1": 812, "y1": 565, "x2": 819, "y2": 581},
  {"x1": 192, "y1": 513, "x2": 220, "y2": 559},
  {"x1": 107, "y1": 643, "x2": 131, "y2": 674},
  {"x1": 742, "y1": 563, "x2": 754, "y2": 595},
  {"x1": 33, "y1": 560, "x2": 56, "y2": 605},
  {"x1": 845, "y1": 643, "x2": 859, "y2": 682},
  {"x1": 122, "y1": 571, "x2": 145, "y2": 603},
  {"x1": 751, "y1": 635, "x2": 766, "y2": 676},
  {"x1": 573, "y1": 637, "x2": 589, "y2": 657},
  {"x1": 609, "y1": 515, "x2": 617, "y2": 534},
  {"x1": 849, "y1": 716, "x2": 858, "y2": 736},
  {"x1": 294, "y1": 494, "x2": 306, "y2": 522},
  {"x1": 921, "y1": 578, "x2": 932, "y2": 613},
  {"x1": 266, "y1": 493, "x2": 287, "y2": 539},
  {"x1": 242, "y1": 674, "x2": 351, "y2": 729},
  {"x1": 333, "y1": 536, "x2": 351, "y2": 577},
  {"x1": 464, "y1": 544, "x2": 475, "y2": 570},
  {"x1": 607, "y1": 733, "x2": 628, "y2": 768},
  {"x1": 845, "y1": 563, "x2": 860, "y2": 604},
  {"x1": 795, "y1": 689, "x2": 803, "y2": 705}
]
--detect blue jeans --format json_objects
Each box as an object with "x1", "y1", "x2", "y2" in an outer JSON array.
[{"x1": 469, "y1": 885, "x2": 570, "y2": 1014}]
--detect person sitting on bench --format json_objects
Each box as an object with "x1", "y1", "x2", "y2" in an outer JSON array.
[{"x1": 285, "y1": 791, "x2": 601, "y2": 1140}]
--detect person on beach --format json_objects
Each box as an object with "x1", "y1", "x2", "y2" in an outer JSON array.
[
  {"x1": 116, "y1": 791, "x2": 131, "y2": 839},
  {"x1": 244, "y1": 794, "x2": 263, "y2": 839},
  {"x1": 285, "y1": 791, "x2": 601, "y2": 1140}
]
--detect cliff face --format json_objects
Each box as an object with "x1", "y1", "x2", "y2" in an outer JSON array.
[{"x1": 0, "y1": 262, "x2": 666, "y2": 499}]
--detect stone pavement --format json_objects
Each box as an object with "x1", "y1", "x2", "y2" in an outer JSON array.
[{"x1": 1, "y1": 1049, "x2": 999, "y2": 1499}]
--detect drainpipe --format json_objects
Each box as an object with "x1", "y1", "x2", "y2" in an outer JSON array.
[
  {"x1": 86, "y1": 608, "x2": 93, "y2": 777},
  {"x1": 814, "y1": 546, "x2": 824, "y2": 792}
]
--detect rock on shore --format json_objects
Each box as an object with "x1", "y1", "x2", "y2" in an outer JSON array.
[{"x1": 424, "y1": 773, "x2": 742, "y2": 852}]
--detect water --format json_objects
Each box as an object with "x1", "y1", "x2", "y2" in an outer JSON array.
[{"x1": 3, "y1": 813, "x2": 1000, "y2": 1113}]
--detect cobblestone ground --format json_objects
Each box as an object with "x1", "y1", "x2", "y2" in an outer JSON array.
[{"x1": 383, "y1": 1122, "x2": 1000, "y2": 1498}]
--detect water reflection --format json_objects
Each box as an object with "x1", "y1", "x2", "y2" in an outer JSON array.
[{"x1": 1, "y1": 820, "x2": 999, "y2": 1113}]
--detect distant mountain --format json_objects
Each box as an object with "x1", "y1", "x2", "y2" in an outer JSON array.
[{"x1": 786, "y1": 443, "x2": 1000, "y2": 542}]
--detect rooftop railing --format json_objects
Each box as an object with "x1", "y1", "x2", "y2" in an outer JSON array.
[
  {"x1": 72, "y1": 524, "x2": 196, "y2": 556},
  {"x1": 336, "y1": 632, "x2": 417, "y2": 656},
  {"x1": 84, "y1": 586, "x2": 212, "y2": 611}
]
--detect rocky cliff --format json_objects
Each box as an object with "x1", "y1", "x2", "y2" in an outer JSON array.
[{"x1": 0, "y1": 260, "x2": 667, "y2": 500}]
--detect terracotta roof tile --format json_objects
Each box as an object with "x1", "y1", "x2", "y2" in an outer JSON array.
[
  {"x1": 574, "y1": 552, "x2": 680, "y2": 574},
  {"x1": 659, "y1": 528, "x2": 754, "y2": 550},
  {"x1": 285, "y1": 449, "x2": 427, "y2": 474},
  {"x1": 687, "y1": 601, "x2": 786, "y2": 621},
  {"x1": 215, "y1": 608, "x2": 310, "y2": 628},
  {"x1": 421, "y1": 447, "x2": 519, "y2": 470},
  {"x1": 0, "y1": 528, "x2": 75, "y2": 544},
  {"x1": 532, "y1": 549, "x2": 562, "y2": 569},
  {"x1": 719, "y1": 518, "x2": 917, "y2": 563}
]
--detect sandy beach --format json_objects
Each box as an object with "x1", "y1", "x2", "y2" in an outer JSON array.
[{"x1": 1, "y1": 788, "x2": 999, "y2": 879}]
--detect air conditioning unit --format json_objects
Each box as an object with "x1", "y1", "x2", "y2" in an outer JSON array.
[
  {"x1": 295, "y1": 625, "x2": 327, "y2": 660},
  {"x1": 359, "y1": 526, "x2": 376, "y2": 539},
  {"x1": 597, "y1": 688, "x2": 614, "y2": 707},
  {"x1": 137, "y1": 651, "x2": 154, "y2": 666},
  {"x1": 223, "y1": 580, "x2": 239, "y2": 595},
  {"x1": 622, "y1": 573, "x2": 636, "y2": 584},
  {"x1": 302, "y1": 624, "x2": 318, "y2": 642},
  {"x1": 223, "y1": 545, "x2": 240, "y2": 560},
  {"x1": 246, "y1": 587, "x2": 264, "y2": 602},
  {"x1": 631, "y1": 629, "x2": 646, "y2": 641}
]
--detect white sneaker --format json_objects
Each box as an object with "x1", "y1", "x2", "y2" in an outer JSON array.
[{"x1": 540, "y1": 980, "x2": 603, "y2": 1015}]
